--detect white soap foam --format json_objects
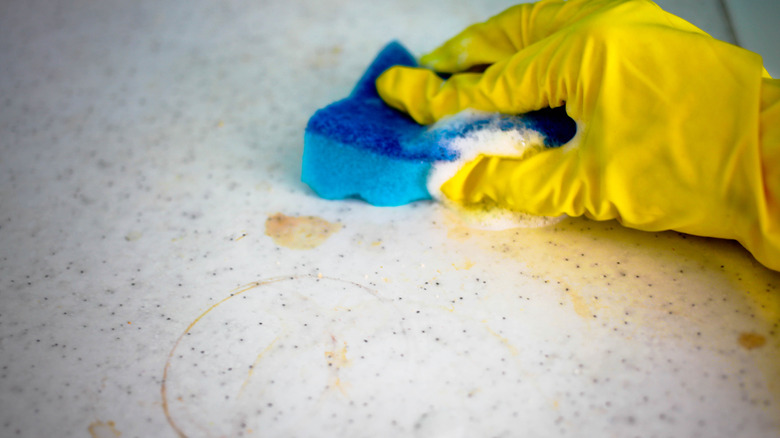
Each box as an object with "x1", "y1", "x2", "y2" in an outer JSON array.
[{"x1": 427, "y1": 110, "x2": 567, "y2": 230}]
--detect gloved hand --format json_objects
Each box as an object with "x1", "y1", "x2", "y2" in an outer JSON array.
[{"x1": 376, "y1": 0, "x2": 780, "y2": 270}]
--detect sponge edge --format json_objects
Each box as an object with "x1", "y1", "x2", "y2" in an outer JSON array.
[
  {"x1": 302, "y1": 130, "x2": 433, "y2": 206},
  {"x1": 302, "y1": 41, "x2": 577, "y2": 207},
  {"x1": 303, "y1": 42, "x2": 436, "y2": 207}
]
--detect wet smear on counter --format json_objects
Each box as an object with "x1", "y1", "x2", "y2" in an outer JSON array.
[
  {"x1": 265, "y1": 212, "x2": 341, "y2": 249},
  {"x1": 443, "y1": 211, "x2": 780, "y2": 326},
  {"x1": 442, "y1": 210, "x2": 780, "y2": 409},
  {"x1": 440, "y1": 198, "x2": 564, "y2": 231}
]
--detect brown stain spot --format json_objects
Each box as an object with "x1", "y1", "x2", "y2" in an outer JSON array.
[
  {"x1": 738, "y1": 332, "x2": 766, "y2": 350},
  {"x1": 265, "y1": 213, "x2": 341, "y2": 250},
  {"x1": 88, "y1": 421, "x2": 121, "y2": 438}
]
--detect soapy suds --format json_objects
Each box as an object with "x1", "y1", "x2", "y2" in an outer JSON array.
[
  {"x1": 427, "y1": 110, "x2": 569, "y2": 230},
  {"x1": 439, "y1": 197, "x2": 566, "y2": 230}
]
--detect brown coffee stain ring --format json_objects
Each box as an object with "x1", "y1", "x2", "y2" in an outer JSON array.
[{"x1": 160, "y1": 274, "x2": 380, "y2": 438}]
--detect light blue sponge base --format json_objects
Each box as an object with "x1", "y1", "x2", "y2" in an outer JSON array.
[{"x1": 302, "y1": 131, "x2": 433, "y2": 206}]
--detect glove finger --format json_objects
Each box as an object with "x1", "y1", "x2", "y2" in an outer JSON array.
[
  {"x1": 375, "y1": 66, "x2": 452, "y2": 125},
  {"x1": 421, "y1": 0, "x2": 620, "y2": 73},
  {"x1": 419, "y1": 5, "x2": 532, "y2": 73},
  {"x1": 440, "y1": 145, "x2": 585, "y2": 218},
  {"x1": 378, "y1": 27, "x2": 587, "y2": 125}
]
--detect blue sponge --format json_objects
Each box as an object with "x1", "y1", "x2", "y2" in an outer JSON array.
[{"x1": 302, "y1": 41, "x2": 576, "y2": 207}]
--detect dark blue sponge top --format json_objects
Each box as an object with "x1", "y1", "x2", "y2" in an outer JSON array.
[
  {"x1": 302, "y1": 41, "x2": 577, "y2": 206},
  {"x1": 305, "y1": 42, "x2": 455, "y2": 161}
]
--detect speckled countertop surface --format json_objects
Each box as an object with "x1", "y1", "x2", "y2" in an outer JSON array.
[{"x1": 1, "y1": 1, "x2": 779, "y2": 437}]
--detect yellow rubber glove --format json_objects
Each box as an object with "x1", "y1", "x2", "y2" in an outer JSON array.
[{"x1": 376, "y1": 0, "x2": 780, "y2": 271}]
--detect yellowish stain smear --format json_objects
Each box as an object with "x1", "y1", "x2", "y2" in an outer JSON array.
[
  {"x1": 566, "y1": 288, "x2": 594, "y2": 320},
  {"x1": 483, "y1": 324, "x2": 520, "y2": 356},
  {"x1": 324, "y1": 340, "x2": 351, "y2": 396},
  {"x1": 324, "y1": 341, "x2": 350, "y2": 368},
  {"x1": 265, "y1": 213, "x2": 341, "y2": 250},
  {"x1": 452, "y1": 259, "x2": 475, "y2": 270}
]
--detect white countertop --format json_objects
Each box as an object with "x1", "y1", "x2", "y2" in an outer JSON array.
[{"x1": 1, "y1": 0, "x2": 778, "y2": 437}]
